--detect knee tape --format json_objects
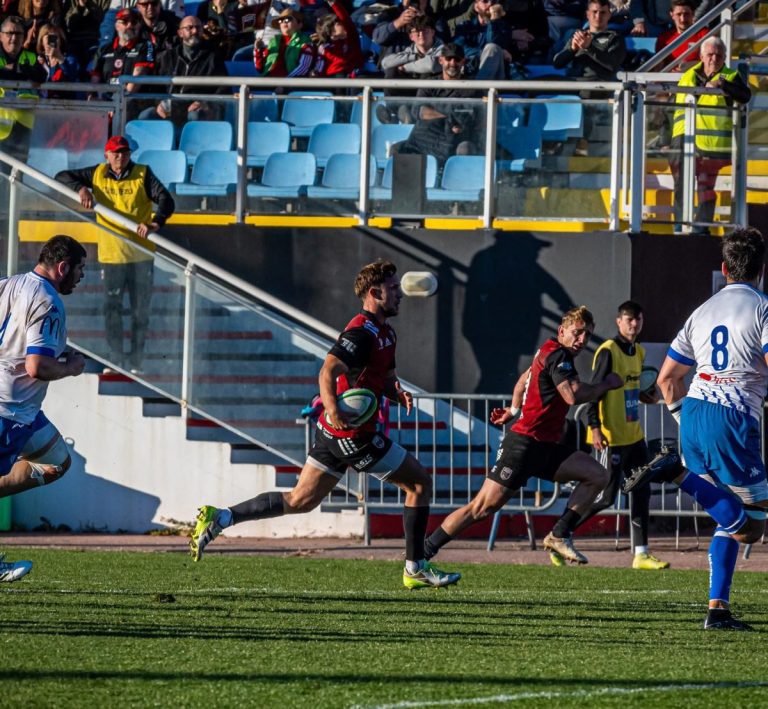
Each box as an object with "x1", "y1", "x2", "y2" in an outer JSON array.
[{"x1": 18, "y1": 422, "x2": 70, "y2": 485}]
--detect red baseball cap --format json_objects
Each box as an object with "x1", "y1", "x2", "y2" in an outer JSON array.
[
  {"x1": 115, "y1": 8, "x2": 138, "y2": 22},
  {"x1": 104, "y1": 135, "x2": 131, "y2": 153}
]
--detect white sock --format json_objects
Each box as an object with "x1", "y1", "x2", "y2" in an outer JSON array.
[
  {"x1": 634, "y1": 545, "x2": 648, "y2": 556},
  {"x1": 218, "y1": 508, "x2": 233, "y2": 528},
  {"x1": 405, "y1": 559, "x2": 423, "y2": 574}
]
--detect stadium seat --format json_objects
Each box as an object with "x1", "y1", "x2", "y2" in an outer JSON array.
[
  {"x1": 179, "y1": 121, "x2": 234, "y2": 166},
  {"x1": 370, "y1": 154, "x2": 438, "y2": 200},
  {"x1": 24, "y1": 147, "x2": 69, "y2": 194},
  {"x1": 223, "y1": 94, "x2": 280, "y2": 125},
  {"x1": 427, "y1": 155, "x2": 487, "y2": 201},
  {"x1": 527, "y1": 95, "x2": 584, "y2": 142},
  {"x1": 137, "y1": 149, "x2": 188, "y2": 190},
  {"x1": 371, "y1": 124, "x2": 414, "y2": 169},
  {"x1": 225, "y1": 61, "x2": 261, "y2": 77},
  {"x1": 246, "y1": 152, "x2": 317, "y2": 198},
  {"x1": 231, "y1": 44, "x2": 255, "y2": 62},
  {"x1": 247, "y1": 121, "x2": 291, "y2": 168},
  {"x1": 175, "y1": 150, "x2": 238, "y2": 197},
  {"x1": 350, "y1": 93, "x2": 384, "y2": 131},
  {"x1": 281, "y1": 91, "x2": 335, "y2": 138},
  {"x1": 125, "y1": 120, "x2": 175, "y2": 155},
  {"x1": 497, "y1": 124, "x2": 543, "y2": 171},
  {"x1": 306, "y1": 153, "x2": 377, "y2": 200},
  {"x1": 307, "y1": 123, "x2": 361, "y2": 168}
]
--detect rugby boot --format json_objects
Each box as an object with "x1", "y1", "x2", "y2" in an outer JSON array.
[
  {"x1": 189, "y1": 505, "x2": 224, "y2": 562},
  {"x1": 623, "y1": 446, "x2": 683, "y2": 494},
  {"x1": 633, "y1": 552, "x2": 670, "y2": 570},
  {"x1": 543, "y1": 532, "x2": 588, "y2": 564},
  {"x1": 704, "y1": 608, "x2": 753, "y2": 631},
  {"x1": 403, "y1": 561, "x2": 461, "y2": 589},
  {"x1": 548, "y1": 549, "x2": 566, "y2": 567},
  {"x1": 0, "y1": 553, "x2": 32, "y2": 582}
]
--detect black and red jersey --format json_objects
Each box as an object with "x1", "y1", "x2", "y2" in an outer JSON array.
[
  {"x1": 512, "y1": 338, "x2": 579, "y2": 443},
  {"x1": 318, "y1": 310, "x2": 396, "y2": 438}
]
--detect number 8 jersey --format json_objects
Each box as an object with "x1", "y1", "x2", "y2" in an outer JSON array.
[{"x1": 668, "y1": 283, "x2": 768, "y2": 421}]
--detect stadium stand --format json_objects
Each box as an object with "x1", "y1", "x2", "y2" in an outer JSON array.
[
  {"x1": 306, "y1": 123, "x2": 361, "y2": 168},
  {"x1": 306, "y1": 152, "x2": 377, "y2": 200},
  {"x1": 246, "y1": 152, "x2": 317, "y2": 199},
  {"x1": 178, "y1": 121, "x2": 234, "y2": 167},
  {"x1": 175, "y1": 149, "x2": 238, "y2": 198},
  {"x1": 246, "y1": 122, "x2": 292, "y2": 168}
]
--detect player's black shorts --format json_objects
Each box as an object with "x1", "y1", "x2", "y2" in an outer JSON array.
[
  {"x1": 488, "y1": 430, "x2": 575, "y2": 490},
  {"x1": 307, "y1": 425, "x2": 407, "y2": 480}
]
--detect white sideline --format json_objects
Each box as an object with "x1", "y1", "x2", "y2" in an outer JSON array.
[{"x1": 352, "y1": 682, "x2": 768, "y2": 708}]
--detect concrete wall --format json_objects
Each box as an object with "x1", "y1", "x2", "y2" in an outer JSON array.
[{"x1": 12, "y1": 374, "x2": 364, "y2": 537}]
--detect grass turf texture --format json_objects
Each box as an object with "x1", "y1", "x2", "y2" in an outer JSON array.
[{"x1": 1, "y1": 550, "x2": 767, "y2": 708}]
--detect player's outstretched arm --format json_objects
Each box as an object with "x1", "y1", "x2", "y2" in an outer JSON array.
[
  {"x1": 26, "y1": 351, "x2": 85, "y2": 381},
  {"x1": 556, "y1": 372, "x2": 623, "y2": 405},
  {"x1": 490, "y1": 368, "x2": 530, "y2": 425},
  {"x1": 656, "y1": 356, "x2": 690, "y2": 423}
]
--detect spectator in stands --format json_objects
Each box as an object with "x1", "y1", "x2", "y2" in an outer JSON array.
[
  {"x1": 394, "y1": 43, "x2": 482, "y2": 166},
  {"x1": 313, "y1": 0, "x2": 363, "y2": 78},
  {"x1": 139, "y1": 15, "x2": 228, "y2": 127},
  {"x1": 195, "y1": 0, "x2": 238, "y2": 54},
  {"x1": 36, "y1": 22, "x2": 79, "y2": 93},
  {"x1": 91, "y1": 8, "x2": 155, "y2": 119},
  {"x1": 500, "y1": 0, "x2": 551, "y2": 63},
  {"x1": 636, "y1": 0, "x2": 710, "y2": 37},
  {"x1": 254, "y1": 8, "x2": 314, "y2": 77},
  {"x1": 0, "y1": 14, "x2": 45, "y2": 167},
  {"x1": 136, "y1": 0, "x2": 180, "y2": 51},
  {"x1": 669, "y1": 36, "x2": 750, "y2": 234},
  {"x1": 552, "y1": 0, "x2": 625, "y2": 156},
  {"x1": 372, "y1": 0, "x2": 448, "y2": 64},
  {"x1": 55, "y1": 135, "x2": 175, "y2": 374},
  {"x1": 18, "y1": 0, "x2": 63, "y2": 51},
  {"x1": 263, "y1": 0, "x2": 324, "y2": 44},
  {"x1": 606, "y1": 0, "x2": 646, "y2": 36},
  {"x1": 544, "y1": 0, "x2": 587, "y2": 56},
  {"x1": 655, "y1": 0, "x2": 706, "y2": 70},
  {"x1": 380, "y1": 14, "x2": 442, "y2": 79},
  {"x1": 453, "y1": 1, "x2": 532, "y2": 80},
  {"x1": 64, "y1": 0, "x2": 104, "y2": 75}
]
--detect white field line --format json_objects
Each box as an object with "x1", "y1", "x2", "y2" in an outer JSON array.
[{"x1": 351, "y1": 682, "x2": 768, "y2": 709}]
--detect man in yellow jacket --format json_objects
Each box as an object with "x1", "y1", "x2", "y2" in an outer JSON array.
[
  {"x1": 670, "y1": 36, "x2": 751, "y2": 235},
  {"x1": 55, "y1": 135, "x2": 175, "y2": 374}
]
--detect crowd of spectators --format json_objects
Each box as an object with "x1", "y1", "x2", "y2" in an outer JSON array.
[{"x1": 0, "y1": 0, "x2": 716, "y2": 93}]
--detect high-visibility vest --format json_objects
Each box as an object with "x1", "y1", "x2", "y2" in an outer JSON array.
[
  {"x1": 0, "y1": 49, "x2": 39, "y2": 139},
  {"x1": 92, "y1": 162, "x2": 155, "y2": 264},
  {"x1": 672, "y1": 62, "x2": 740, "y2": 155}
]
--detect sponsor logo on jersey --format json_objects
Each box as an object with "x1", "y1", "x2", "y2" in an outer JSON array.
[
  {"x1": 499, "y1": 466, "x2": 513, "y2": 481},
  {"x1": 339, "y1": 337, "x2": 357, "y2": 355},
  {"x1": 750, "y1": 466, "x2": 762, "y2": 479},
  {"x1": 558, "y1": 361, "x2": 573, "y2": 372},
  {"x1": 699, "y1": 372, "x2": 738, "y2": 384},
  {"x1": 355, "y1": 454, "x2": 374, "y2": 470},
  {"x1": 39, "y1": 312, "x2": 61, "y2": 338},
  {"x1": 371, "y1": 435, "x2": 384, "y2": 449},
  {"x1": 363, "y1": 320, "x2": 379, "y2": 336}
]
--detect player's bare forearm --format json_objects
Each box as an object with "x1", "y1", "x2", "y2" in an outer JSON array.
[
  {"x1": 318, "y1": 354, "x2": 348, "y2": 417},
  {"x1": 657, "y1": 356, "x2": 690, "y2": 404},
  {"x1": 25, "y1": 352, "x2": 85, "y2": 381},
  {"x1": 561, "y1": 372, "x2": 623, "y2": 405},
  {"x1": 511, "y1": 368, "x2": 529, "y2": 410}
]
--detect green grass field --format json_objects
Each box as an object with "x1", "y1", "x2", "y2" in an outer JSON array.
[{"x1": 1, "y1": 549, "x2": 767, "y2": 708}]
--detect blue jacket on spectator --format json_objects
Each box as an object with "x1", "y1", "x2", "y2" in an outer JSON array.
[{"x1": 453, "y1": 15, "x2": 513, "y2": 60}]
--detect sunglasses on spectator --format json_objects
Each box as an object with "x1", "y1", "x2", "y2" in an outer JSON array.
[
  {"x1": 1, "y1": 30, "x2": 23, "y2": 36},
  {"x1": 180, "y1": 24, "x2": 201, "y2": 31},
  {"x1": 278, "y1": 17, "x2": 296, "y2": 24}
]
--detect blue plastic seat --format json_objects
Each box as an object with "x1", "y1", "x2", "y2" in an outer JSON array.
[
  {"x1": 371, "y1": 124, "x2": 414, "y2": 169},
  {"x1": 247, "y1": 121, "x2": 291, "y2": 168},
  {"x1": 497, "y1": 124, "x2": 542, "y2": 172},
  {"x1": 137, "y1": 149, "x2": 188, "y2": 190},
  {"x1": 625, "y1": 37, "x2": 657, "y2": 53},
  {"x1": 175, "y1": 150, "x2": 237, "y2": 197},
  {"x1": 69, "y1": 148, "x2": 105, "y2": 169},
  {"x1": 307, "y1": 123, "x2": 361, "y2": 168},
  {"x1": 306, "y1": 154, "x2": 377, "y2": 200},
  {"x1": 246, "y1": 152, "x2": 316, "y2": 198},
  {"x1": 350, "y1": 93, "x2": 384, "y2": 131},
  {"x1": 24, "y1": 147, "x2": 69, "y2": 193},
  {"x1": 527, "y1": 95, "x2": 584, "y2": 142},
  {"x1": 427, "y1": 155, "x2": 488, "y2": 201},
  {"x1": 125, "y1": 120, "x2": 175, "y2": 155},
  {"x1": 179, "y1": 121, "x2": 234, "y2": 166},
  {"x1": 223, "y1": 94, "x2": 280, "y2": 125},
  {"x1": 370, "y1": 154, "x2": 438, "y2": 200},
  {"x1": 225, "y1": 61, "x2": 261, "y2": 77},
  {"x1": 281, "y1": 91, "x2": 335, "y2": 138}
]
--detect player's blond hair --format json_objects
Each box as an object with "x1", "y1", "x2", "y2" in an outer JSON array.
[
  {"x1": 561, "y1": 305, "x2": 594, "y2": 329},
  {"x1": 354, "y1": 260, "x2": 397, "y2": 299}
]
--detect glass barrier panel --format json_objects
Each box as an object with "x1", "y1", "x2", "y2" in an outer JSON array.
[
  {"x1": 0, "y1": 176, "x2": 9, "y2": 276},
  {"x1": 368, "y1": 94, "x2": 487, "y2": 218},
  {"x1": 643, "y1": 88, "x2": 677, "y2": 231},
  {"x1": 188, "y1": 275, "x2": 330, "y2": 464}
]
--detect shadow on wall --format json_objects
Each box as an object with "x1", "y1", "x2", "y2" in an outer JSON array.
[
  {"x1": 462, "y1": 231, "x2": 573, "y2": 394},
  {"x1": 12, "y1": 444, "x2": 162, "y2": 533}
]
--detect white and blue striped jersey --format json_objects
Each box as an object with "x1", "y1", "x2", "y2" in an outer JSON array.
[
  {"x1": 0, "y1": 272, "x2": 68, "y2": 424},
  {"x1": 668, "y1": 283, "x2": 768, "y2": 421}
]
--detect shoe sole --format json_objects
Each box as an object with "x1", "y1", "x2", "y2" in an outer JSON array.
[
  {"x1": 543, "y1": 541, "x2": 588, "y2": 565},
  {"x1": 548, "y1": 550, "x2": 566, "y2": 567},
  {"x1": 403, "y1": 574, "x2": 461, "y2": 590}
]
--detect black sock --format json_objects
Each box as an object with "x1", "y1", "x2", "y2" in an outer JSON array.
[
  {"x1": 403, "y1": 506, "x2": 429, "y2": 561},
  {"x1": 230, "y1": 491, "x2": 285, "y2": 525},
  {"x1": 424, "y1": 526, "x2": 453, "y2": 560},
  {"x1": 552, "y1": 508, "x2": 581, "y2": 539}
]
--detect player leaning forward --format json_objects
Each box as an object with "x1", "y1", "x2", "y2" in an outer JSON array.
[
  {"x1": 0, "y1": 236, "x2": 87, "y2": 582},
  {"x1": 191, "y1": 260, "x2": 461, "y2": 588},
  {"x1": 424, "y1": 306, "x2": 623, "y2": 565},
  {"x1": 630, "y1": 227, "x2": 768, "y2": 630}
]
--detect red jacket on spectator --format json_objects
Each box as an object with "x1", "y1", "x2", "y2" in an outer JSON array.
[
  {"x1": 314, "y1": 0, "x2": 363, "y2": 77},
  {"x1": 655, "y1": 26, "x2": 707, "y2": 67}
]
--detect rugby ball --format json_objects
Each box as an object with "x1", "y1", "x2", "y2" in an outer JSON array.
[
  {"x1": 639, "y1": 366, "x2": 658, "y2": 394},
  {"x1": 326, "y1": 388, "x2": 378, "y2": 427}
]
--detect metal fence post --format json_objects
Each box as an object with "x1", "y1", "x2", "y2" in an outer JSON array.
[
  {"x1": 6, "y1": 168, "x2": 20, "y2": 276},
  {"x1": 482, "y1": 87, "x2": 498, "y2": 229},
  {"x1": 628, "y1": 88, "x2": 645, "y2": 233},
  {"x1": 180, "y1": 263, "x2": 197, "y2": 408},
  {"x1": 234, "y1": 84, "x2": 249, "y2": 223}
]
